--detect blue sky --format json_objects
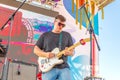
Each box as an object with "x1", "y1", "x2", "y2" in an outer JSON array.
[{"x1": 99, "y1": 0, "x2": 120, "y2": 80}]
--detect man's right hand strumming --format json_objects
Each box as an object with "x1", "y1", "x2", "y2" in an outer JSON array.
[{"x1": 46, "y1": 52, "x2": 55, "y2": 58}]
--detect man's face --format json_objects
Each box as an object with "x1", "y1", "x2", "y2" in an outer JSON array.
[{"x1": 53, "y1": 19, "x2": 65, "y2": 33}]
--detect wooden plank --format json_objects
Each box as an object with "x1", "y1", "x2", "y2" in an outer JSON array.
[{"x1": 96, "y1": 0, "x2": 115, "y2": 10}]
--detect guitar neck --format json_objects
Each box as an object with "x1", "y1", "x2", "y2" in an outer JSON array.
[
  {"x1": 56, "y1": 38, "x2": 90, "y2": 58},
  {"x1": 57, "y1": 42, "x2": 80, "y2": 58}
]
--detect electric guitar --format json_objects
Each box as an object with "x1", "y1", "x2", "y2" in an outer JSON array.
[{"x1": 38, "y1": 38, "x2": 90, "y2": 72}]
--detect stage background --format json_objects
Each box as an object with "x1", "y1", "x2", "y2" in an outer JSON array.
[{"x1": 0, "y1": 0, "x2": 99, "y2": 80}]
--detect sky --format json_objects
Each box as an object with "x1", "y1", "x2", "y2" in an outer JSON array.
[{"x1": 98, "y1": 0, "x2": 120, "y2": 80}]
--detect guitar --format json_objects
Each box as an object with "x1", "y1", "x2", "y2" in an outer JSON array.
[{"x1": 38, "y1": 38, "x2": 90, "y2": 72}]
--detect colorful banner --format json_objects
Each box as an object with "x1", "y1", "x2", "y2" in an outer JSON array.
[{"x1": 0, "y1": 0, "x2": 99, "y2": 79}]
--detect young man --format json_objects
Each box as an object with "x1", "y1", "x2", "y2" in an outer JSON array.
[{"x1": 34, "y1": 15, "x2": 74, "y2": 80}]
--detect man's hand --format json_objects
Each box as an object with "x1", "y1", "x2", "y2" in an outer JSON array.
[
  {"x1": 64, "y1": 47, "x2": 74, "y2": 56},
  {"x1": 46, "y1": 52, "x2": 55, "y2": 58}
]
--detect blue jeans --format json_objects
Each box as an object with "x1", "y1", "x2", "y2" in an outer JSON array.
[{"x1": 42, "y1": 68, "x2": 71, "y2": 80}]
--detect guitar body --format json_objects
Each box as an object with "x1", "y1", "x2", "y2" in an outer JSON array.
[
  {"x1": 38, "y1": 38, "x2": 90, "y2": 72},
  {"x1": 38, "y1": 48, "x2": 63, "y2": 73}
]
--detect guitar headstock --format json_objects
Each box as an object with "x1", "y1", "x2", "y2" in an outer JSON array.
[
  {"x1": 80, "y1": 39, "x2": 86, "y2": 45},
  {"x1": 80, "y1": 38, "x2": 90, "y2": 45}
]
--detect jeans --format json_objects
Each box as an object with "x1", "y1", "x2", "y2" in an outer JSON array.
[{"x1": 42, "y1": 68, "x2": 71, "y2": 80}]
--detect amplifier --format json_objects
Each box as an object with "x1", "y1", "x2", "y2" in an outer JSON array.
[{"x1": 1, "y1": 60, "x2": 38, "y2": 80}]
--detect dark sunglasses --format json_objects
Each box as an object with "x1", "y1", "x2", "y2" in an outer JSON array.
[{"x1": 58, "y1": 22, "x2": 65, "y2": 27}]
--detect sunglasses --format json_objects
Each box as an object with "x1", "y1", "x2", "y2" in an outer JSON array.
[{"x1": 58, "y1": 22, "x2": 65, "y2": 27}]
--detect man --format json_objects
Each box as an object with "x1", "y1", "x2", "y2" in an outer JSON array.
[{"x1": 34, "y1": 14, "x2": 74, "y2": 80}]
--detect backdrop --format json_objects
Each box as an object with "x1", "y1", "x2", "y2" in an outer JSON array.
[{"x1": 0, "y1": 0, "x2": 99, "y2": 79}]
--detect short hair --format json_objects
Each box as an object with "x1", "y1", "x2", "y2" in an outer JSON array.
[{"x1": 55, "y1": 15, "x2": 66, "y2": 22}]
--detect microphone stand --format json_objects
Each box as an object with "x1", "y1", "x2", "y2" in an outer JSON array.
[
  {"x1": 0, "y1": 0, "x2": 26, "y2": 80},
  {"x1": 82, "y1": 5, "x2": 101, "y2": 77}
]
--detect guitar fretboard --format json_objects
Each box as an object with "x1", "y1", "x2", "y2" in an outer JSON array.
[{"x1": 57, "y1": 38, "x2": 90, "y2": 58}]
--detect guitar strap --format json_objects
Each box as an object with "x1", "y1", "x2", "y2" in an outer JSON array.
[{"x1": 59, "y1": 32, "x2": 62, "y2": 51}]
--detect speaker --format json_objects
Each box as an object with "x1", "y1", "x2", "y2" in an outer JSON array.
[{"x1": 1, "y1": 60, "x2": 38, "y2": 80}]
